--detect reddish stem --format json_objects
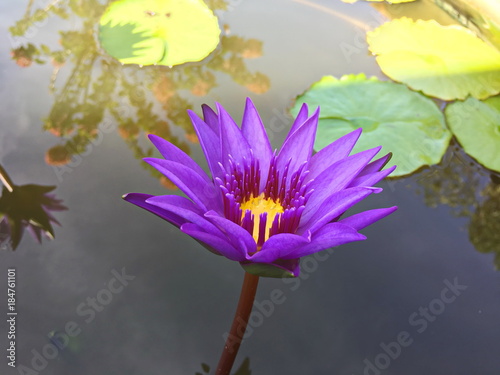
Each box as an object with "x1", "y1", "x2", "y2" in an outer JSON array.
[{"x1": 216, "y1": 272, "x2": 259, "y2": 375}]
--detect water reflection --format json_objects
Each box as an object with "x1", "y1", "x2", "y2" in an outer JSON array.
[
  {"x1": 469, "y1": 181, "x2": 500, "y2": 270},
  {"x1": 413, "y1": 143, "x2": 500, "y2": 269},
  {"x1": 414, "y1": 143, "x2": 483, "y2": 218},
  {"x1": 0, "y1": 164, "x2": 66, "y2": 250},
  {"x1": 9, "y1": 0, "x2": 269, "y2": 184}
]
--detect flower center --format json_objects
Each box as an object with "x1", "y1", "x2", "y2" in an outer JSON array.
[
  {"x1": 240, "y1": 194, "x2": 284, "y2": 242},
  {"x1": 217, "y1": 155, "x2": 312, "y2": 249}
]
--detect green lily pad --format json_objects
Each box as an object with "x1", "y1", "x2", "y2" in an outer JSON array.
[
  {"x1": 99, "y1": 0, "x2": 221, "y2": 67},
  {"x1": 367, "y1": 18, "x2": 500, "y2": 100},
  {"x1": 445, "y1": 96, "x2": 500, "y2": 172},
  {"x1": 291, "y1": 74, "x2": 451, "y2": 177}
]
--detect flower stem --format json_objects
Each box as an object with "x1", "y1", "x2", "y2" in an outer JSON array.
[
  {"x1": 216, "y1": 272, "x2": 259, "y2": 375},
  {"x1": 0, "y1": 164, "x2": 14, "y2": 192}
]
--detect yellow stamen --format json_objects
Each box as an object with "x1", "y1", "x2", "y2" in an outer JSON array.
[{"x1": 240, "y1": 193, "x2": 284, "y2": 243}]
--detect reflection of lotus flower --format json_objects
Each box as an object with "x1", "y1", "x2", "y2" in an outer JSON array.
[
  {"x1": 0, "y1": 184, "x2": 67, "y2": 250},
  {"x1": 124, "y1": 99, "x2": 396, "y2": 277}
]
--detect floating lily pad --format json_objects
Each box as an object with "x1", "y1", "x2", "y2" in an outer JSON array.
[
  {"x1": 99, "y1": 0, "x2": 221, "y2": 66},
  {"x1": 291, "y1": 74, "x2": 451, "y2": 177},
  {"x1": 367, "y1": 18, "x2": 500, "y2": 100},
  {"x1": 445, "y1": 96, "x2": 500, "y2": 172}
]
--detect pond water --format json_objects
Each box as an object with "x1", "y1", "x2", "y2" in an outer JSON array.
[{"x1": 1, "y1": 0, "x2": 500, "y2": 374}]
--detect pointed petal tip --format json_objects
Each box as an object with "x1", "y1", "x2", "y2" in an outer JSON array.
[
  {"x1": 122, "y1": 192, "x2": 145, "y2": 202},
  {"x1": 386, "y1": 164, "x2": 397, "y2": 173},
  {"x1": 339, "y1": 205, "x2": 398, "y2": 231},
  {"x1": 359, "y1": 145, "x2": 383, "y2": 162},
  {"x1": 299, "y1": 101, "x2": 309, "y2": 112},
  {"x1": 186, "y1": 109, "x2": 201, "y2": 121},
  {"x1": 201, "y1": 103, "x2": 214, "y2": 111},
  {"x1": 147, "y1": 134, "x2": 166, "y2": 149},
  {"x1": 215, "y1": 102, "x2": 225, "y2": 112},
  {"x1": 147, "y1": 133, "x2": 172, "y2": 147},
  {"x1": 377, "y1": 152, "x2": 394, "y2": 171},
  {"x1": 142, "y1": 157, "x2": 155, "y2": 166},
  {"x1": 142, "y1": 157, "x2": 165, "y2": 167},
  {"x1": 348, "y1": 128, "x2": 363, "y2": 145},
  {"x1": 122, "y1": 192, "x2": 153, "y2": 203},
  {"x1": 354, "y1": 145, "x2": 383, "y2": 159}
]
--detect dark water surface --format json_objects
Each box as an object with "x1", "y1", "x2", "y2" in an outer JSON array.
[{"x1": 1, "y1": 1, "x2": 499, "y2": 374}]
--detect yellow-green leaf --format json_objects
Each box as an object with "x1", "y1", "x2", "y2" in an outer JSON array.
[
  {"x1": 367, "y1": 18, "x2": 500, "y2": 100},
  {"x1": 99, "y1": 0, "x2": 221, "y2": 67}
]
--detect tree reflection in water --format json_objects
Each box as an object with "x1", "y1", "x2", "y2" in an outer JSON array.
[
  {"x1": 413, "y1": 142, "x2": 500, "y2": 269},
  {"x1": 9, "y1": 0, "x2": 270, "y2": 185},
  {"x1": 469, "y1": 181, "x2": 500, "y2": 270}
]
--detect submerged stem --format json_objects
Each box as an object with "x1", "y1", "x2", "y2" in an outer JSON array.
[{"x1": 216, "y1": 272, "x2": 259, "y2": 375}]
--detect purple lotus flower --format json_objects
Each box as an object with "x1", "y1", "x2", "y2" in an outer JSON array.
[{"x1": 123, "y1": 98, "x2": 397, "y2": 277}]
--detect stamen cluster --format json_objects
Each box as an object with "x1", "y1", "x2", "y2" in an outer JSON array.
[{"x1": 217, "y1": 155, "x2": 313, "y2": 248}]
